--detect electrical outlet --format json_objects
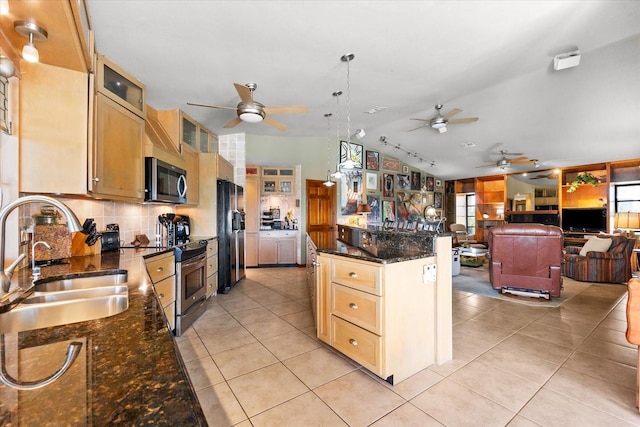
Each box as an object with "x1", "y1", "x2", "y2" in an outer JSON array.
[{"x1": 423, "y1": 264, "x2": 437, "y2": 284}]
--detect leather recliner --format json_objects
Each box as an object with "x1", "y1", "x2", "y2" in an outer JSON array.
[{"x1": 488, "y1": 223, "x2": 564, "y2": 297}]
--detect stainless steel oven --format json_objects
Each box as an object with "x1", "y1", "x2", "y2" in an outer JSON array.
[{"x1": 174, "y1": 240, "x2": 207, "y2": 336}]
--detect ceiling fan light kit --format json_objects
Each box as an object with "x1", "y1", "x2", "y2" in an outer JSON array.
[{"x1": 409, "y1": 104, "x2": 477, "y2": 132}]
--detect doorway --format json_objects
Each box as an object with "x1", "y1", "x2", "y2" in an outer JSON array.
[{"x1": 306, "y1": 179, "x2": 337, "y2": 250}]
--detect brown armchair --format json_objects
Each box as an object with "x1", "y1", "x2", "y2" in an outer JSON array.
[
  {"x1": 488, "y1": 223, "x2": 564, "y2": 297},
  {"x1": 563, "y1": 235, "x2": 635, "y2": 283}
]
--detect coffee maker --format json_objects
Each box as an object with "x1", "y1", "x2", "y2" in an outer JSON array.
[{"x1": 175, "y1": 215, "x2": 190, "y2": 245}]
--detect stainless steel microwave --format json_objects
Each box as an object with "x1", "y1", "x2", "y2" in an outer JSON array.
[{"x1": 144, "y1": 157, "x2": 187, "y2": 204}]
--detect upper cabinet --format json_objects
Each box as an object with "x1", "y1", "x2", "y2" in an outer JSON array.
[
  {"x1": 157, "y1": 108, "x2": 218, "y2": 155},
  {"x1": 0, "y1": 0, "x2": 93, "y2": 73},
  {"x1": 95, "y1": 54, "x2": 145, "y2": 118},
  {"x1": 261, "y1": 167, "x2": 295, "y2": 195}
]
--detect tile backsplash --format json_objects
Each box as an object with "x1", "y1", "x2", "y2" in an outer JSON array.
[{"x1": 22, "y1": 197, "x2": 176, "y2": 250}]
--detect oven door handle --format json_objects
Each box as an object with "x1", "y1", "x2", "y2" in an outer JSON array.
[{"x1": 180, "y1": 252, "x2": 206, "y2": 268}]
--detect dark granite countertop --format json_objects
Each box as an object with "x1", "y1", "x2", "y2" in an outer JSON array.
[
  {"x1": 0, "y1": 248, "x2": 207, "y2": 426},
  {"x1": 316, "y1": 237, "x2": 436, "y2": 264}
]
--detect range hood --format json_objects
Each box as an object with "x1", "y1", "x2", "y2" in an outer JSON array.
[{"x1": 144, "y1": 105, "x2": 184, "y2": 162}]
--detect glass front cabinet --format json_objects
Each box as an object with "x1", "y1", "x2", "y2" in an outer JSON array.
[{"x1": 261, "y1": 168, "x2": 294, "y2": 195}]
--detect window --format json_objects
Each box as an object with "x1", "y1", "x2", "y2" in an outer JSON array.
[
  {"x1": 615, "y1": 184, "x2": 640, "y2": 213},
  {"x1": 455, "y1": 193, "x2": 475, "y2": 235}
]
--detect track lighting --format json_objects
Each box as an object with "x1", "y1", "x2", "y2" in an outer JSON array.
[
  {"x1": 355, "y1": 129, "x2": 366, "y2": 139},
  {"x1": 14, "y1": 21, "x2": 48, "y2": 63}
]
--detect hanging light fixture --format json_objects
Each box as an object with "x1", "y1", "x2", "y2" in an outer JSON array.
[
  {"x1": 339, "y1": 53, "x2": 357, "y2": 170},
  {"x1": 331, "y1": 91, "x2": 344, "y2": 178},
  {"x1": 323, "y1": 113, "x2": 336, "y2": 187},
  {"x1": 14, "y1": 21, "x2": 48, "y2": 63}
]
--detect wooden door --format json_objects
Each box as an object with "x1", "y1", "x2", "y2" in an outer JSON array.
[{"x1": 306, "y1": 180, "x2": 337, "y2": 250}]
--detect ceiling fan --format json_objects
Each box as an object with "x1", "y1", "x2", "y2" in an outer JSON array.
[
  {"x1": 187, "y1": 82, "x2": 308, "y2": 132},
  {"x1": 408, "y1": 104, "x2": 478, "y2": 133},
  {"x1": 530, "y1": 171, "x2": 559, "y2": 180},
  {"x1": 476, "y1": 150, "x2": 538, "y2": 169}
]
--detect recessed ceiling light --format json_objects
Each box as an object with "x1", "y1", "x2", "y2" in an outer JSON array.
[
  {"x1": 364, "y1": 106, "x2": 388, "y2": 114},
  {"x1": 459, "y1": 141, "x2": 476, "y2": 148}
]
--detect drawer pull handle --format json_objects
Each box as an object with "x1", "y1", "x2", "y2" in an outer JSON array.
[
  {"x1": 156, "y1": 267, "x2": 163, "y2": 273},
  {"x1": 349, "y1": 303, "x2": 358, "y2": 310},
  {"x1": 349, "y1": 338, "x2": 358, "y2": 347},
  {"x1": 158, "y1": 293, "x2": 164, "y2": 299},
  {"x1": 349, "y1": 272, "x2": 358, "y2": 278}
]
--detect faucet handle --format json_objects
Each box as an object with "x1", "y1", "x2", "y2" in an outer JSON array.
[{"x1": 1, "y1": 253, "x2": 26, "y2": 293}]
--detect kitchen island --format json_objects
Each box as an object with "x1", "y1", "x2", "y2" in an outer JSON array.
[
  {"x1": 311, "y1": 226, "x2": 453, "y2": 385},
  {"x1": 0, "y1": 248, "x2": 206, "y2": 426}
]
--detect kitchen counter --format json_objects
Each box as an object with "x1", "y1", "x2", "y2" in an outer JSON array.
[{"x1": 0, "y1": 248, "x2": 207, "y2": 426}]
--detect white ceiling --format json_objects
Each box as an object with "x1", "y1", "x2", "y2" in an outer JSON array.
[{"x1": 87, "y1": 1, "x2": 640, "y2": 180}]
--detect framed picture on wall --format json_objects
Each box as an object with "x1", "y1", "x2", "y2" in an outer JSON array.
[
  {"x1": 397, "y1": 174, "x2": 410, "y2": 190},
  {"x1": 434, "y1": 191, "x2": 443, "y2": 209},
  {"x1": 382, "y1": 173, "x2": 394, "y2": 197},
  {"x1": 382, "y1": 157, "x2": 400, "y2": 171},
  {"x1": 435, "y1": 179, "x2": 442, "y2": 188},
  {"x1": 366, "y1": 150, "x2": 379, "y2": 170},
  {"x1": 340, "y1": 141, "x2": 363, "y2": 169},
  {"x1": 366, "y1": 172, "x2": 378, "y2": 191},
  {"x1": 382, "y1": 200, "x2": 396, "y2": 222},
  {"x1": 366, "y1": 195, "x2": 380, "y2": 222},
  {"x1": 426, "y1": 176, "x2": 435, "y2": 191},
  {"x1": 411, "y1": 171, "x2": 421, "y2": 191},
  {"x1": 402, "y1": 165, "x2": 409, "y2": 174}
]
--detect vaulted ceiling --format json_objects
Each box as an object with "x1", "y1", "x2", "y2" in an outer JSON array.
[{"x1": 88, "y1": 1, "x2": 640, "y2": 180}]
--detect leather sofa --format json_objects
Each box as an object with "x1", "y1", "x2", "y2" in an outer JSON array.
[
  {"x1": 563, "y1": 235, "x2": 635, "y2": 283},
  {"x1": 488, "y1": 223, "x2": 564, "y2": 297}
]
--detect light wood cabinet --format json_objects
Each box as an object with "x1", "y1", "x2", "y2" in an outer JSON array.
[
  {"x1": 217, "y1": 156, "x2": 234, "y2": 182},
  {"x1": 144, "y1": 251, "x2": 176, "y2": 332},
  {"x1": 316, "y1": 251, "x2": 451, "y2": 384},
  {"x1": 258, "y1": 231, "x2": 297, "y2": 265},
  {"x1": 19, "y1": 62, "x2": 88, "y2": 195},
  {"x1": 90, "y1": 93, "x2": 144, "y2": 201},
  {"x1": 157, "y1": 108, "x2": 218, "y2": 155},
  {"x1": 245, "y1": 176, "x2": 259, "y2": 267},
  {"x1": 205, "y1": 238, "x2": 219, "y2": 298},
  {"x1": 261, "y1": 167, "x2": 295, "y2": 195},
  {"x1": 181, "y1": 144, "x2": 199, "y2": 206},
  {"x1": 96, "y1": 54, "x2": 145, "y2": 118}
]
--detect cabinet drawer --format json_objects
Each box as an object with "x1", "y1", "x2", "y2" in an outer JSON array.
[
  {"x1": 331, "y1": 259, "x2": 382, "y2": 296},
  {"x1": 145, "y1": 252, "x2": 175, "y2": 283},
  {"x1": 207, "y1": 253, "x2": 218, "y2": 275},
  {"x1": 332, "y1": 284, "x2": 382, "y2": 335},
  {"x1": 206, "y1": 271, "x2": 218, "y2": 298},
  {"x1": 155, "y1": 276, "x2": 176, "y2": 307},
  {"x1": 207, "y1": 239, "x2": 218, "y2": 256},
  {"x1": 331, "y1": 316, "x2": 382, "y2": 376}
]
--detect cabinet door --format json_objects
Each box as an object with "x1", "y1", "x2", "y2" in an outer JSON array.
[
  {"x1": 217, "y1": 156, "x2": 234, "y2": 182},
  {"x1": 182, "y1": 144, "x2": 199, "y2": 206},
  {"x1": 316, "y1": 255, "x2": 331, "y2": 344},
  {"x1": 262, "y1": 179, "x2": 277, "y2": 194},
  {"x1": 245, "y1": 178, "x2": 259, "y2": 233},
  {"x1": 278, "y1": 238, "x2": 296, "y2": 264},
  {"x1": 96, "y1": 54, "x2": 145, "y2": 117},
  {"x1": 199, "y1": 128, "x2": 209, "y2": 152},
  {"x1": 91, "y1": 93, "x2": 144, "y2": 201},
  {"x1": 246, "y1": 232, "x2": 258, "y2": 267},
  {"x1": 182, "y1": 115, "x2": 198, "y2": 149},
  {"x1": 19, "y1": 62, "x2": 88, "y2": 195},
  {"x1": 279, "y1": 179, "x2": 294, "y2": 194},
  {"x1": 258, "y1": 239, "x2": 278, "y2": 265}
]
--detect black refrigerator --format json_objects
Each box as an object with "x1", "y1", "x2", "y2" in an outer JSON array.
[{"x1": 217, "y1": 179, "x2": 246, "y2": 294}]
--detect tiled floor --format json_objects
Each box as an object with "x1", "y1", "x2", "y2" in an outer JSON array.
[{"x1": 176, "y1": 267, "x2": 640, "y2": 426}]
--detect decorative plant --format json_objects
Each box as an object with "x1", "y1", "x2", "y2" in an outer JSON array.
[{"x1": 566, "y1": 172, "x2": 600, "y2": 193}]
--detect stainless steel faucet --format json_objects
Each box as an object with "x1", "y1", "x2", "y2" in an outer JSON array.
[
  {"x1": 31, "y1": 241, "x2": 52, "y2": 280},
  {"x1": 0, "y1": 195, "x2": 83, "y2": 294}
]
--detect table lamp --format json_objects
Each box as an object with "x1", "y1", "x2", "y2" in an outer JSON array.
[{"x1": 614, "y1": 212, "x2": 640, "y2": 234}]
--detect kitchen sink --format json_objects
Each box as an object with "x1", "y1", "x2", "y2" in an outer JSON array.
[
  {"x1": 0, "y1": 272, "x2": 129, "y2": 334},
  {"x1": 33, "y1": 272, "x2": 127, "y2": 292}
]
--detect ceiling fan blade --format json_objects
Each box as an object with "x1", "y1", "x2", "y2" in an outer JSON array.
[
  {"x1": 475, "y1": 164, "x2": 497, "y2": 168},
  {"x1": 407, "y1": 124, "x2": 427, "y2": 132},
  {"x1": 409, "y1": 118, "x2": 430, "y2": 122},
  {"x1": 264, "y1": 105, "x2": 309, "y2": 115},
  {"x1": 234, "y1": 83, "x2": 252, "y2": 103},
  {"x1": 223, "y1": 117, "x2": 243, "y2": 129},
  {"x1": 443, "y1": 108, "x2": 462, "y2": 119},
  {"x1": 448, "y1": 117, "x2": 479, "y2": 124},
  {"x1": 264, "y1": 116, "x2": 288, "y2": 132},
  {"x1": 187, "y1": 102, "x2": 237, "y2": 111},
  {"x1": 510, "y1": 156, "x2": 529, "y2": 163}
]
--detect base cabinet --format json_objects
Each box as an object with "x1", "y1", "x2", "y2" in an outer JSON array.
[
  {"x1": 258, "y1": 231, "x2": 297, "y2": 265},
  {"x1": 205, "y1": 238, "x2": 219, "y2": 298},
  {"x1": 316, "y1": 252, "x2": 448, "y2": 384},
  {"x1": 144, "y1": 251, "x2": 176, "y2": 332}
]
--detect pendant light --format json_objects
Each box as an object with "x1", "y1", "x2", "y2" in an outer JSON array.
[
  {"x1": 14, "y1": 21, "x2": 48, "y2": 63},
  {"x1": 323, "y1": 113, "x2": 336, "y2": 187},
  {"x1": 338, "y1": 53, "x2": 357, "y2": 170},
  {"x1": 331, "y1": 90, "x2": 344, "y2": 178}
]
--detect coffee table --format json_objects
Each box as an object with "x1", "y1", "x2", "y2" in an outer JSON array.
[{"x1": 459, "y1": 246, "x2": 488, "y2": 267}]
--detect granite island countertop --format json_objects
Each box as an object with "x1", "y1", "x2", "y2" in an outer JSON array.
[{"x1": 0, "y1": 248, "x2": 207, "y2": 426}]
